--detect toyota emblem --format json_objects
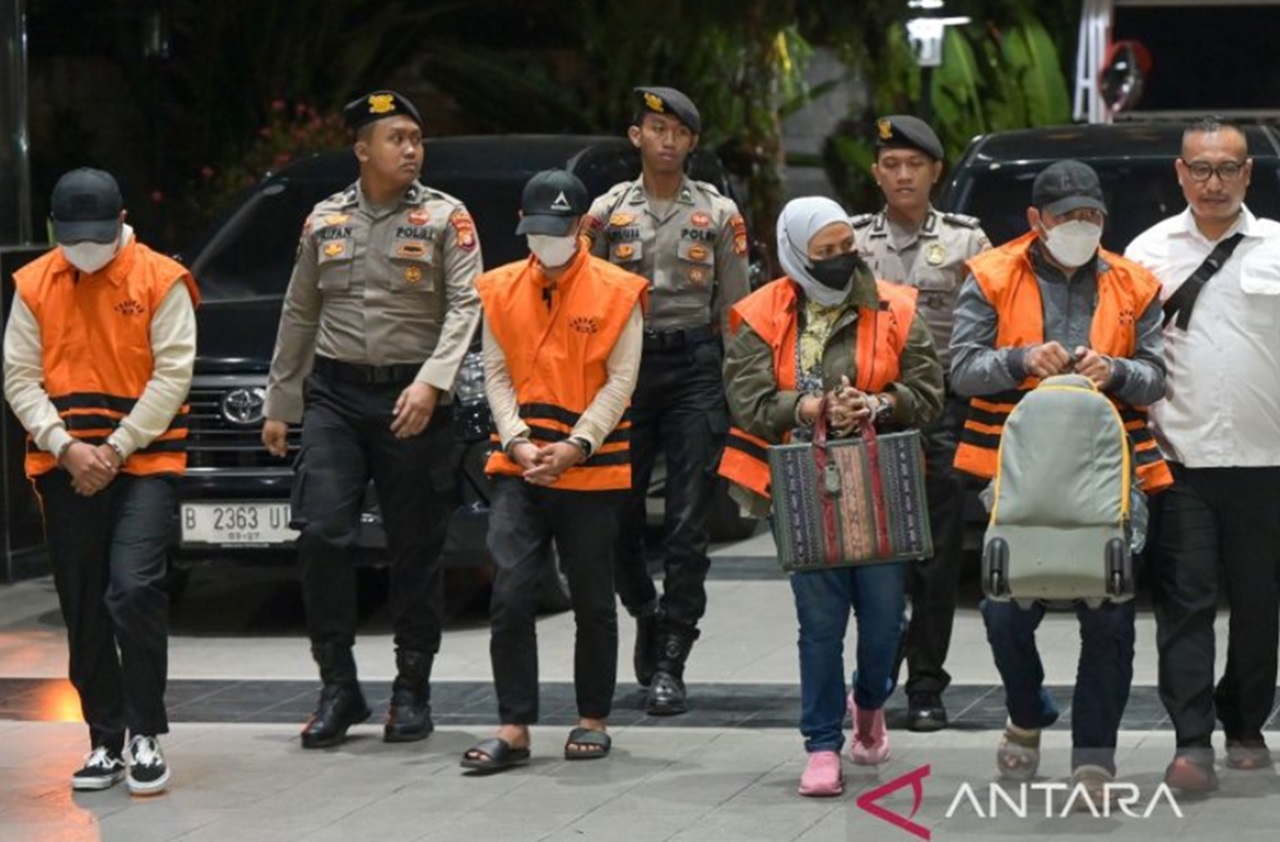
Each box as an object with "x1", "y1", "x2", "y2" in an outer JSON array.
[{"x1": 220, "y1": 387, "x2": 267, "y2": 426}]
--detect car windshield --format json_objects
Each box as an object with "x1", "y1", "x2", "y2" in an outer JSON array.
[
  {"x1": 190, "y1": 178, "x2": 343, "y2": 302},
  {"x1": 950, "y1": 159, "x2": 1280, "y2": 252}
]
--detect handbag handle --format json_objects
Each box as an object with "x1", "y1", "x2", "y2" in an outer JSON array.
[{"x1": 811, "y1": 394, "x2": 892, "y2": 562}]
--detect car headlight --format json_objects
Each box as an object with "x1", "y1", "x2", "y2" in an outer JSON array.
[{"x1": 453, "y1": 349, "x2": 487, "y2": 405}]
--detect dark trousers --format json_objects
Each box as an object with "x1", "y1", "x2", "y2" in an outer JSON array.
[
  {"x1": 982, "y1": 597, "x2": 1136, "y2": 774},
  {"x1": 292, "y1": 372, "x2": 459, "y2": 653},
  {"x1": 487, "y1": 477, "x2": 621, "y2": 723},
  {"x1": 1149, "y1": 463, "x2": 1280, "y2": 747},
  {"x1": 37, "y1": 471, "x2": 175, "y2": 751},
  {"x1": 899, "y1": 394, "x2": 968, "y2": 695},
  {"x1": 614, "y1": 339, "x2": 727, "y2": 626}
]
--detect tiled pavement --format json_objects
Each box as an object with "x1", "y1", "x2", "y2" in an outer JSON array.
[{"x1": 2, "y1": 531, "x2": 1279, "y2": 840}]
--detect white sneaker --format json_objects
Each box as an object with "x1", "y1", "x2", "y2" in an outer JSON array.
[
  {"x1": 71, "y1": 746, "x2": 126, "y2": 791},
  {"x1": 126, "y1": 735, "x2": 170, "y2": 795}
]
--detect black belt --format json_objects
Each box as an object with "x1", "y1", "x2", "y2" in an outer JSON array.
[
  {"x1": 642, "y1": 324, "x2": 717, "y2": 352},
  {"x1": 313, "y1": 356, "x2": 423, "y2": 385}
]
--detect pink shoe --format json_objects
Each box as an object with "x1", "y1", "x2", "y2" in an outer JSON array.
[
  {"x1": 849, "y1": 693, "x2": 891, "y2": 766},
  {"x1": 798, "y1": 750, "x2": 844, "y2": 797}
]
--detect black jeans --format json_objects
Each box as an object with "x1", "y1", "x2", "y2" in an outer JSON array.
[
  {"x1": 1149, "y1": 463, "x2": 1280, "y2": 747},
  {"x1": 292, "y1": 371, "x2": 459, "y2": 653},
  {"x1": 614, "y1": 339, "x2": 727, "y2": 626},
  {"x1": 899, "y1": 394, "x2": 969, "y2": 695},
  {"x1": 487, "y1": 477, "x2": 622, "y2": 723},
  {"x1": 37, "y1": 470, "x2": 175, "y2": 751}
]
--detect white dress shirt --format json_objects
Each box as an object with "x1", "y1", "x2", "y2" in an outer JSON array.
[{"x1": 1125, "y1": 206, "x2": 1280, "y2": 468}]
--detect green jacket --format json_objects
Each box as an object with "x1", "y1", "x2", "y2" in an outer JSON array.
[{"x1": 722, "y1": 273, "x2": 945, "y2": 515}]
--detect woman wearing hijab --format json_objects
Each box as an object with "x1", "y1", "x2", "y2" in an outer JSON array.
[{"x1": 720, "y1": 197, "x2": 944, "y2": 797}]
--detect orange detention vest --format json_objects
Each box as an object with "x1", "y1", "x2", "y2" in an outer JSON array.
[
  {"x1": 477, "y1": 247, "x2": 647, "y2": 492},
  {"x1": 953, "y1": 232, "x2": 1173, "y2": 493},
  {"x1": 13, "y1": 238, "x2": 200, "y2": 478},
  {"x1": 718, "y1": 278, "x2": 918, "y2": 500}
]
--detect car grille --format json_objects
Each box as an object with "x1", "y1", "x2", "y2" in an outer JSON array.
[{"x1": 186, "y1": 386, "x2": 298, "y2": 469}]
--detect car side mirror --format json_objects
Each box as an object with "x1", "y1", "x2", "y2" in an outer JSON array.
[{"x1": 1099, "y1": 40, "x2": 1152, "y2": 113}]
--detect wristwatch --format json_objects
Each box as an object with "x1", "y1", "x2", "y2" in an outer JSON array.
[
  {"x1": 568, "y1": 436, "x2": 593, "y2": 458},
  {"x1": 872, "y1": 393, "x2": 893, "y2": 424},
  {"x1": 107, "y1": 441, "x2": 127, "y2": 463}
]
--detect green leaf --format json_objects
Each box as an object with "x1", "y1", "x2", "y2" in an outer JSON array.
[{"x1": 1001, "y1": 10, "x2": 1072, "y2": 126}]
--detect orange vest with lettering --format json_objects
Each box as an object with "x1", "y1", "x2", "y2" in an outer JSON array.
[
  {"x1": 953, "y1": 231, "x2": 1172, "y2": 493},
  {"x1": 718, "y1": 278, "x2": 918, "y2": 500},
  {"x1": 477, "y1": 247, "x2": 647, "y2": 492},
  {"x1": 14, "y1": 238, "x2": 200, "y2": 478}
]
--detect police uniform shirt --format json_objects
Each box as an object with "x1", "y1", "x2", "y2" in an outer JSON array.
[
  {"x1": 264, "y1": 180, "x2": 483, "y2": 423},
  {"x1": 852, "y1": 206, "x2": 990, "y2": 369},
  {"x1": 583, "y1": 175, "x2": 750, "y2": 334}
]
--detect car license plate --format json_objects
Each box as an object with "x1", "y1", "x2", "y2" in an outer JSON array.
[{"x1": 181, "y1": 502, "x2": 297, "y2": 546}]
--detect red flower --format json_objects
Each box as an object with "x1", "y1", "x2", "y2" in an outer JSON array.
[
  {"x1": 200, "y1": 166, "x2": 215, "y2": 179},
  {"x1": 271, "y1": 99, "x2": 286, "y2": 112}
]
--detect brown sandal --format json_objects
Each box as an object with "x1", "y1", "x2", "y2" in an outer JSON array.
[{"x1": 996, "y1": 721, "x2": 1041, "y2": 781}]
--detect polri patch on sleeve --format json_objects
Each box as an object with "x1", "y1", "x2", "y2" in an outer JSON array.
[
  {"x1": 729, "y1": 214, "x2": 748, "y2": 256},
  {"x1": 449, "y1": 209, "x2": 477, "y2": 252}
]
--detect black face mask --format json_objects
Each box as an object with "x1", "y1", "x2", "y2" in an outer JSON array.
[{"x1": 809, "y1": 251, "x2": 865, "y2": 291}]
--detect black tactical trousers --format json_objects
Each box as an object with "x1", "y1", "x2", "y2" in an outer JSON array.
[
  {"x1": 293, "y1": 371, "x2": 459, "y2": 654},
  {"x1": 38, "y1": 471, "x2": 175, "y2": 751},
  {"x1": 899, "y1": 394, "x2": 969, "y2": 695},
  {"x1": 1149, "y1": 463, "x2": 1280, "y2": 747},
  {"x1": 614, "y1": 339, "x2": 727, "y2": 627},
  {"x1": 487, "y1": 477, "x2": 622, "y2": 723}
]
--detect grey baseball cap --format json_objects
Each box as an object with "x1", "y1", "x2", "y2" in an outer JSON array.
[{"x1": 1032, "y1": 160, "x2": 1107, "y2": 216}]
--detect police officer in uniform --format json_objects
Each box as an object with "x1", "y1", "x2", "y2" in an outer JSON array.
[
  {"x1": 262, "y1": 90, "x2": 482, "y2": 748},
  {"x1": 852, "y1": 115, "x2": 990, "y2": 732},
  {"x1": 582, "y1": 86, "x2": 750, "y2": 715}
]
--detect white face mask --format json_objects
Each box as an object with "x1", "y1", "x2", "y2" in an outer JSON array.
[
  {"x1": 61, "y1": 226, "x2": 122, "y2": 274},
  {"x1": 527, "y1": 233, "x2": 577, "y2": 268},
  {"x1": 1040, "y1": 219, "x2": 1103, "y2": 269}
]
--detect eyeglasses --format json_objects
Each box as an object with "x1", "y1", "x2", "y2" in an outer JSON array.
[{"x1": 1180, "y1": 159, "x2": 1248, "y2": 182}]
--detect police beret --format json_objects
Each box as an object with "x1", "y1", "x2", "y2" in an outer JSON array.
[
  {"x1": 342, "y1": 90, "x2": 423, "y2": 132},
  {"x1": 874, "y1": 115, "x2": 944, "y2": 160},
  {"x1": 633, "y1": 86, "x2": 701, "y2": 134}
]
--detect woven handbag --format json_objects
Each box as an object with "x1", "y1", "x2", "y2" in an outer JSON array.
[{"x1": 768, "y1": 402, "x2": 932, "y2": 572}]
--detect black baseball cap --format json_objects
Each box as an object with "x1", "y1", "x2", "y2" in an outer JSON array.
[
  {"x1": 515, "y1": 170, "x2": 588, "y2": 236},
  {"x1": 1032, "y1": 160, "x2": 1108, "y2": 216},
  {"x1": 50, "y1": 168, "x2": 123, "y2": 244},
  {"x1": 342, "y1": 90, "x2": 423, "y2": 132},
  {"x1": 874, "y1": 115, "x2": 944, "y2": 160},
  {"x1": 634, "y1": 86, "x2": 701, "y2": 134}
]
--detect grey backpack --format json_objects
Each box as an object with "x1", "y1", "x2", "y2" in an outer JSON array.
[{"x1": 981, "y1": 374, "x2": 1134, "y2": 607}]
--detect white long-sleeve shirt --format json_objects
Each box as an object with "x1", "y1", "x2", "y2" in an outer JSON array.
[
  {"x1": 1125, "y1": 206, "x2": 1280, "y2": 468},
  {"x1": 3, "y1": 246, "x2": 197, "y2": 459}
]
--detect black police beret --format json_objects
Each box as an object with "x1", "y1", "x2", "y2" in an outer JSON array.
[
  {"x1": 342, "y1": 90, "x2": 424, "y2": 132},
  {"x1": 634, "y1": 86, "x2": 701, "y2": 134},
  {"x1": 874, "y1": 115, "x2": 944, "y2": 160}
]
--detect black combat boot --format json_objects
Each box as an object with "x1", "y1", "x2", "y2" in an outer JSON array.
[
  {"x1": 300, "y1": 643, "x2": 372, "y2": 749},
  {"x1": 646, "y1": 624, "x2": 700, "y2": 716},
  {"x1": 633, "y1": 599, "x2": 661, "y2": 688},
  {"x1": 384, "y1": 649, "x2": 434, "y2": 743}
]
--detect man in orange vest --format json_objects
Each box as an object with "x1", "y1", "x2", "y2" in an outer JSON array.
[
  {"x1": 3, "y1": 168, "x2": 198, "y2": 796},
  {"x1": 950, "y1": 160, "x2": 1167, "y2": 795},
  {"x1": 460, "y1": 170, "x2": 646, "y2": 773}
]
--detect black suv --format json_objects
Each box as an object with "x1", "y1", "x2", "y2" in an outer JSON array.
[
  {"x1": 938, "y1": 122, "x2": 1280, "y2": 249},
  {"x1": 172, "y1": 135, "x2": 755, "y2": 601}
]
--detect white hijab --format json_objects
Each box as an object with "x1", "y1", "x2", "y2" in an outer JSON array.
[{"x1": 776, "y1": 196, "x2": 854, "y2": 307}]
